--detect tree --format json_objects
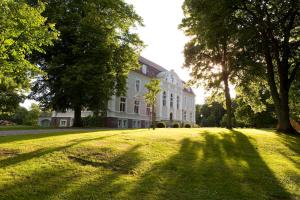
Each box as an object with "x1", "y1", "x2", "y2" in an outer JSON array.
[
  {"x1": 231, "y1": 0, "x2": 299, "y2": 133},
  {"x1": 31, "y1": 0, "x2": 144, "y2": 127},
  {"x1": 180, "y1": 0, "x2": 237, "y2": 129},
  {"x1": 196, "y1": 102, "x2": 226, "y2": 127},
  {"x1": 0, "y1": 0, "x2": 58, "y2": 113},
  {"x1": 144, "y1": 79, "x2": 161, "y2": 130}
]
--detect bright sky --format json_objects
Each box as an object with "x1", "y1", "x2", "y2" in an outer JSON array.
[
  {"x1": 22, "y1": 0, "x2": 206, "y2": 109},
  {"x1": 126, "y1": 0, "x2": 205, "y2": 104}
]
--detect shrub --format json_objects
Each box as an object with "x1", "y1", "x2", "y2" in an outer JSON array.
[
  {"x1": 184, "y1": 124, "x2": 192, "y2": 128},
  {"x1": 173, "y1": 123, "x2": 180, "y2": 128},
  {"x1": 193, "y1": 124, "x2": 200, "y2": 128},
  {"x1": 156, "y1": 122, "x2": 166, "y2": 128},
  {"x1": 82, "y1": 116, "x2": 104, "y2": 127}
]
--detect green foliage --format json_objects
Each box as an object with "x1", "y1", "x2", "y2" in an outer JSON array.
[
  {"x1": 0, "y1": 0, "x2": 58, "y2": 113},
  {"x1": 220, "y1": 114, "x2": 236, "y2": 128},
  {"x1": 184, "y1": 124, "x2": 192, "y2": 128},
  {"x1": 234, "y1": 97, "x2": 277, "y2": 128},
  {"x1": 196, "y1": 102, "x2": 226, "y2": 127},
  {"x1": 9, "y1": 103, "x2": 41, "y2": 126},
  {"x1": 144, "y1": 79, "x2": 161, "y2": 106},
  {"x1": 144, "y1": 79, "x2": 161, "y2": 129},
  {"x1": 31, "y1": 0, "x2": 144, "y2": 126},
  {"x1": 289, "y1": 79, "x2": 300, "y2": 121},
  {"x1": 156, "y1": 122, "x2": 166, "y2": 128},
  {"x1": 82, "y1": 116, "x2": 104, "y2": 127},
  {"x1": 173, "y1": 123, "x2": 180, "y2": 128},
  {"x1": 180, "y1": 0, "x2": 236, "y2": 129}
]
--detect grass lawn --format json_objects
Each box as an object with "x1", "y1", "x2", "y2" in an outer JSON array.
[
  {"x1": 0, "y1": 125, "x2": 52, "y2": 131},
  {"x1": 0, "y1": 128, "x2": 299, "y2": 200}
]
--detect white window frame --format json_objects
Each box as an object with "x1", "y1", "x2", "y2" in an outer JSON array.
[
  {"x1": 135, "y1": 79, "x2": 141, "y2": 92},
  {"x1": 163, "y1": 91, "x2": 166, "y2": 106},
  {"x1": 120, "y1": 97, "x2": 126, "y2": 112},
  {"x1": 142, "y1": 65, "x2": 147, "y2": 74},
  {"x1": 134, "y1": 100, "x2": 140, "y2": 114},
  {"x1": 183, "y1": 111, "x2": 187, "y2": 121},
  {"x1": 60, "y1": 119, "x2": 67, "y2": 127},
  {"x1": 170, "y1": 93, "x2": 173, "y2": 108},
  {"x1": 146, "y1": 104, "x2": 151, "y2": 116}
]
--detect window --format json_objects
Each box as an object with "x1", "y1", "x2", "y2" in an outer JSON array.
[
  {"x1": 177, "y1": 96, "x2": 180, "y2": 109},
  {"x1": 123, "y1": 120, "x2": 127, "y2": 128},
  {"x1": 118, "y1": 120, "x2": 122, "y2": 128},
  {"x1": 134, "y1": 100, "x2": 140, "y2": 114},
  {"x1": 120, "y1": 97, "x2": 126, "y2": 112},
  {"x1": 135, "y1": 80, "x2": 140, "y2": 92},
  {"x1": 183, "y1": 111, "x2": 187, "y2": 121},
  {"x1": 133, "y1": 120, "x2": 136, "y2": 128},
  {"x1": 146, "y1": 104, "x2": 151, "y2": 115},
  {"x1": 190, "y1": 112, "x2": 193, "y2": 121},
  {"x1": 137, "y1": 120, "x2": 141, "y2": 128},
  {"x1": 60, "y1": 119, "x2": 67, "y2": 127},
  {"x1": 142, "y1": 65, "x2": 147, "y2": 74},
  {"x1": 170, "y1": 93, "x2": 173, "y2": 108},
  {"x1": 163, "y1": 91, "x2": 166, "y2": 106}
]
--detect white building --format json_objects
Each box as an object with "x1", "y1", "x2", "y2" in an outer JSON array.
[{"x1": 43, "y1": 57, "x2": 196, "y2": 128}]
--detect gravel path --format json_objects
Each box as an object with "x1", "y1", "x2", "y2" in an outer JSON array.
[{"x1": 0, "y1": 129, "x2": 105, "y2": 136}]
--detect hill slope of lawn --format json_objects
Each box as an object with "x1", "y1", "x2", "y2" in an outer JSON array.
[{"x1": 0, "y1": 128, "x2": 299, "y2": 200}]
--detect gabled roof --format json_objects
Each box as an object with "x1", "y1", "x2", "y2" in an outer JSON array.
[
  {"x1": 139, "y1": 56, "x2": 167, "y2": 72},
  {"x1": 137, "y1": 56, "x2": 195, "y2": 95}
]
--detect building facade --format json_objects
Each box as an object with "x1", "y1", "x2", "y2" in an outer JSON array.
[{"x1": 44, "y1": 57, "x2": 196, "y2": 128}]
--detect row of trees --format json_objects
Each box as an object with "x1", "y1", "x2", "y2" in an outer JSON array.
[
  {"x1": 0, "y1": 104, "x2": 42, "y2": 126},
  {"x1": 181, "y1": 0, "x2": 299, "y2": 133},
  {"x1": 0, "y1": 0, "x2": 143, "y2": 126}
]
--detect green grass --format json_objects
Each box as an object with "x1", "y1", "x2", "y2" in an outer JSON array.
[
  {"x1": 0, "y1": 125, "x2": 53, "y2": 131},
  {"x1": 0, "y1": 128, "x2": 299, "y2": 200}
]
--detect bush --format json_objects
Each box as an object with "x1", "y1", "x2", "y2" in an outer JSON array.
[
  {"x1": 82, "y1": 116, "x2": 104, "y2": 127},
  {"x1": 156, "y1": 122, "x2": 166, "y2": 128},
  {"x1": 193, "y1": 124, "x2": 200, "y2": 128},
  {"x1": 173, "y1": 123, "x2": 180, "y2": 128},
  {"x1": 184, "y1": 124, "x2": 192, "y2": 128}
]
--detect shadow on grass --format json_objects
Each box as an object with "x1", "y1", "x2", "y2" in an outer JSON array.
[
  {"x1": 0, "y1": 129, "x2": 145, "y2": 145},
  {"x1": 0, "y1": 129, "x2": 297, "y2": 200},
  {"x1": 0, "y1": 144, "x2": 143, "y2": 200},
  {"x1": 129, "y1": 130, "x2": 293, "y2": 200},
  {"x1": 0, "y1": 135, "x2": 117, "y2": 168}
]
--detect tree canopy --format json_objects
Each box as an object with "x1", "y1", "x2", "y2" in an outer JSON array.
[
  {"x1": 181, "y1": 0, "x2": 299, "y2": 133},
  {"x1": 144, "y1": 79, "x2": 161, "y2": 129},
  {"x1": 0, "y1": 0, "x2": 58, "y2": 114},
  {"x1": 31, "y1": 0, "x2": 144, "y2": 126}
]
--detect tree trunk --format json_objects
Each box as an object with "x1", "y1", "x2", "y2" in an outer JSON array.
[
  {"x1": 262, "y1": 38, "x2": 296, "y2": 134},
  {"x1": 152, "y1": 104, "x2": 156, "y2": 130},
  {"x1": 221, "y1": 45, "x2": 233, "y2": 129},
  {"x1": 277, "y1": 64, "x2": 296, "y2": 133},
  {"x1": 73, "y1": 105, "x2": 82, "y2": 127},
  {"x1": 223, "y1": 73, "x2": 233, "y2": 129}
]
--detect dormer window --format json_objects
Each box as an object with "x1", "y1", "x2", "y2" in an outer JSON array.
[{"x1": 142, "y1": 65, "x2": 147, "y2": 74}]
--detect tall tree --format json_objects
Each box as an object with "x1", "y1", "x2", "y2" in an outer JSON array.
[
  {"x1": 180, "y1": 0, "x2": 237, "y2": 129},
  {"x1": 144, "y1": 79, "x2": 161, "y2": 130},
  {"x1": 0, "y1": 0, "x2": 58, "y2": 113},
  {"x1": 231, "y1": 0, "x2": 299, "y2": 133},
  {"x1": 31, "y1": 0, "x2": 144, "y2": 127}
]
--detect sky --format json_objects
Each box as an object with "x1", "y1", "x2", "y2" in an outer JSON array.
[
  {"x1": 126, "y1": 0, "x2": 205, "y2": 104},
  {"x1": 22, "y1": 0, "x2": 206, "y2": 109}
]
